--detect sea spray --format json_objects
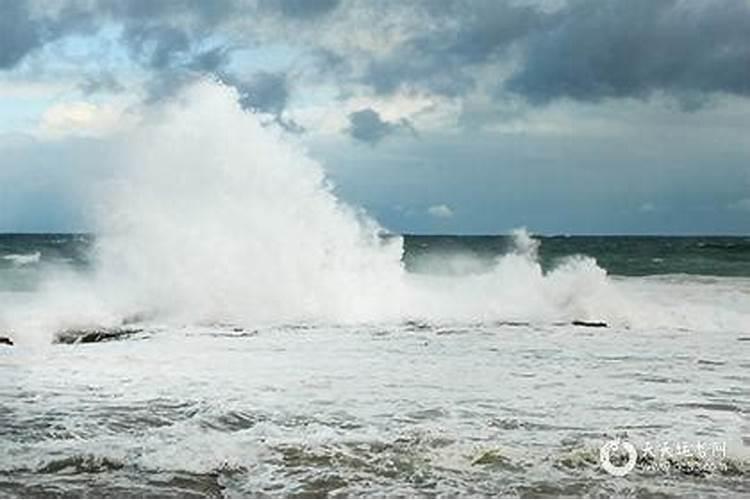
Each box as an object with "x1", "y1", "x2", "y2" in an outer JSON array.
[
  {"x1": 403, "y1": 228, "x2": 624, "y2": 324},
  {"x1": 2, "y1": 251, "x2": 41, "y2": 266},
  {"x1": 84, "y1": 82, "x2": 628, "y2": 327},
  {"x1": 92, "y1": 81, "x2": 407, "y2": 325},
  {"x1": 6, "y1": 80, "x2": 747, "y2": 340}
]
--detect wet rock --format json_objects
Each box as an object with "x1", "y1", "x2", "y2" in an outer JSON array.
[
  {"x1": 37, "y1": 455, "x2": 124, "y2": 474},
  {"x1": 54, "y1": 327, "x2": 144, "y2": 345},
  {"x1": 403, "y1": 320, "x2": 432, "y2": 332},
  {"x1": 496, "y1": 321, "x2": 531, "y2": 327},
  {"x1": 0, "y1": 336, "x2": 13, "y2": 346},
  {"x1": 471, "y1": 449, "x2": 526, "y2": 474},
  {"x1": 572, "y1": 320, "x2": 608, "y2": 328}
]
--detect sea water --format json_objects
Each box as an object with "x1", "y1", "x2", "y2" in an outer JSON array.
[{"x1": 0, "y1": 82, "x2": 748, "y2": 497}]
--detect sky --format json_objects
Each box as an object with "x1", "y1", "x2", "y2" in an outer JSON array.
[{"x1": 1, "y1": 0, "x2": 749, "y2": 235}]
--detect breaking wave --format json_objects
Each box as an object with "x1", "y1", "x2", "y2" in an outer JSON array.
[
  {"x1": 2, "y1": 251, "x2": 41, "y2": 266},
  {"x1": 1, "y1": 80, "x2": 749, "y2": 341}
]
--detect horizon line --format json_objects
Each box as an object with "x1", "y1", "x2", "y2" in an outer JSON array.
[{"x1": 0, "y1": 231, "x2": 748, "y2": 238}]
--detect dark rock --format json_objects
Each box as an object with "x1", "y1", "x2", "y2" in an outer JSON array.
[
  {"x1": 54, "y1": 327, "x2": 144, "y2": 345},
  {"x1": 191, "y1": 330, "x2": 258, "y2": 339},
  {"x1": 0, "y1": 336, "x2": 13, "y2": 346},
  {"x1": 38, "y1": 455, "x2": 124, "y2": 474},
  {"x1": 496, "y1": 321, "x2": 531, "y2": 327},
  {"x1": 403, "y1": 320, "x2": 431, "y2": 331},
  {"x1": 572, "y1": 320, "x2": 608, "y2": 328}
]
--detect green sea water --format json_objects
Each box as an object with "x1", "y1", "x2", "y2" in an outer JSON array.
[{"x1": 2, "y1": 234, "x2": 749, "y2": 286}]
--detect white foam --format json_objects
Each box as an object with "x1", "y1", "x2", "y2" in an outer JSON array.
[
  {"x1": 2, "y1": 80, "x2": 749, "y2": 340},
  {"x1": 2, "y1": 251, "x2": 41, "y2": 266}
]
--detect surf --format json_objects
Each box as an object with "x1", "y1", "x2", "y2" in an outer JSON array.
[
  {"x1": 2, "y1": 251, "x2": 41, "y2": 266},
  {"x1": 1, "y1": 80, "x2": 749, "y2": 344}
]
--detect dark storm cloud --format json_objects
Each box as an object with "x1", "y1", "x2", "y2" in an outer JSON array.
[
  {"x1": 229, "y1": 72, "x2": 290, "y2": 115},
  {"x1": 138, "y1": 47, "x2": 233, "y2": 103},
  {"x1": 0, "y1": 0, "x2": 94, "y2": 69},
  {"x1": 0, "y1": 0, "x2": 228, "y2": 71},
  {"x1": 123, "y1": 24, "x2": 192, "y2": 69},
  {"x1": 355, "y1": 0, "x2": 750, "y2": 107},
  {"x1": 265, "y1": 0, "x2": 340, "y2": 19},
  {"x1": 68, "y1": 0, "x2": 334, "y2": 114},
  {"x1": 79, "y1": 71, "x2": 124, "y2": 94},
  {"x1": 0, "y1": 1, "x2": 312, "y2": 75},
  {"x1": 216, "y1": 71, "x2": 304, "y2": 132},
  {"x1": 188, "y1": 46, "x2": 232, "y2": 73},
  {"x1": 98, "y1": 0, "x2": 339, "y2": 26},
  {"x1": 363, "y1": 1, "x2": 547, "y2": 97},
  {"x1": 4, "y1": 0, "x2": 750, "y2": 114},
  {"x1": 506, "y1": 0, "x2": 750, "y2": 105},
  {"x1": 97, "y1": 0, "x2": 238, "y2": 26},
  {"x1": 0, "y1": 1, "x2": 44, "y2": 68},
  {"x1": 347, "y1": 109, "x2": 414, "y2": 145}
]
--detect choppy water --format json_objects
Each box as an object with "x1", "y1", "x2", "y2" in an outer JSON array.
[
  {"x1": 404, "y1": 234, "x2": 750, "y2": 277},
  {"x1": 1, "y1": 84, "x2": 749, "y2": 497},
  {"x1": 1, "y1": 234, "x2": 749, "y2": 497},
  {"x1": 3, "y1": 233, "x2": 750, "y2": 290}
]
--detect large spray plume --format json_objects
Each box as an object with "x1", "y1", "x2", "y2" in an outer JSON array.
[
  {"x1": 91, "y1": 82, "x2": 407, "y2": 325},
  {"x1": 5, "y1": 80, "x2": 748, "y2": 342}
]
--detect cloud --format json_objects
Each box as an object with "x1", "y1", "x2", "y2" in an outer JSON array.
[
  {"x1": 3, "y1": 0, "x2": 750, "y2": 146},
  {"x1": 122, "y1": 24, "x2": 192, "y2": 70},
  {"x1": 347, "y1": 109, "x2": 394, "y2": 144},
  {"x1": 0, "y1": 2, "x2": 266, "y2": 103},
  {"x1": 728, "y1": 198, "x2": 750, "y2": 211},
  {"x1": 79, "y1": 72, "x2": 124, "y2": 94},
  {"x1": 4, "y1": 0, "x2": 750, "y2": 110},
  {"x1": 231, "y1": 72, "x2": 289, "y2": 115},
  {"x1": 0, "y1": 1, "x2": 43, "y2": 69},
  {"x1": 38, "y1": 101, "x2": 134, "y2": 139},
  {"x1": 98, "y1": 0, "x2": 237, "y2": 24},
  {"x1": 216, "y1": 71, "x2": 304, "y2": 132},
  {"x1": 427, "y1": 204, "x2": 454, "y2": 218},
  {"x1": 506, "y1": 0, "x2": 750, "y2": 106},
  {"x1": 188, "y1": 46, "x2": 232, "y2": 73},
  {"x1": 267, "y1": 0, "x2": 341, "y2": 19},
  {"x1": 0, "y1": 0, "x2": 94, "y2": 69},
  {"x1": 346, "y1": 108, "x2": 415, "y2": 145},
  {"x1": 360, "y1": 1, "x2": 547, "y2": 97},
  {"x1": 339, "y1": 0, "x2": 750, "y2": 109}
]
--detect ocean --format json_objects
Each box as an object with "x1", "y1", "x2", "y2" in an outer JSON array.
[
  {"x1": 1, "y1": 233, "x2": 749, "y2": 497},
  {"x1": 1, "y1": 83, "x2": 748, "y2": 498}
]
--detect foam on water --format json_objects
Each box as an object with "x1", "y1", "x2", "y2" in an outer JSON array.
[
  {"x1": 2, "y1": 251, "x2": 41, "y2": 266},
  {"x1": 1, "y1": 80, "x2": 749, "y2": 342},
  {"x1": 1, "y1": 81, "x2": 749, "y2": 497}
]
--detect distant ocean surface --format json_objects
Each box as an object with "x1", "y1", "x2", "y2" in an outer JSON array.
[
  {"x1": 1, "y1": 232, "x2": 749, "y2": 497},
  {"x1": 404, "y1": 234, "x2": 750, "y2": 277},
  {"x1": 2, "y1": 233, "x2": 750, "y2": 291}
]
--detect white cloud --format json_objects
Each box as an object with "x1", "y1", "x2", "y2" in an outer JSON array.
[
  {"x1": 290, "y1": 88, "x2": 460, "y2": 138},
  {"x1": 0, "y1": 79, "x2": 72, "y2": 99},
  {"x1": 427, "y1": 204, "x2": 454, "y2": 218},
  {"x1": 37, "y1": 100, "x2": 138, "y2": 139}
]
